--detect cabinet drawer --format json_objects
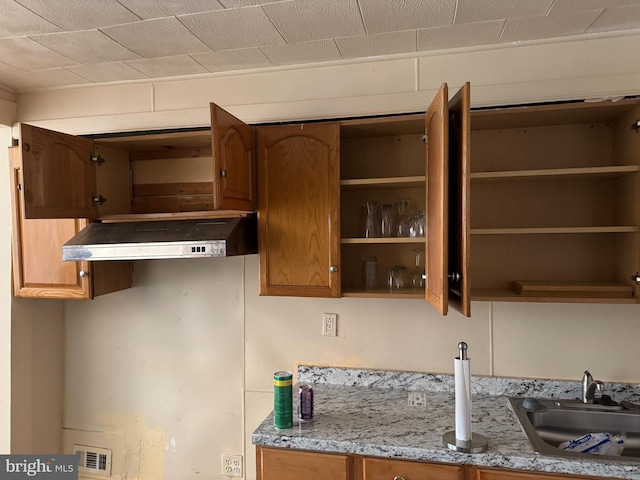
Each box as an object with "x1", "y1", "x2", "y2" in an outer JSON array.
[
  {"x1": 258, "y1": 447, "x2": 351, "y2": 480},
  {"x1": 474, "y1": 467, "x2": 597, "y2": 480},
  {"x1": 362, "y1": 457, "x2": 464, "y2": 480}
]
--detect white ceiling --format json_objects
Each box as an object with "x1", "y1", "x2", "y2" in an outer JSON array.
[{"x1": 0, "y1": 0, "x2": 639, "y2": 93}]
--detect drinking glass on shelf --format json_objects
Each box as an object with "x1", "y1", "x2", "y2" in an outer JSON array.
[
  {"x1": 380, "y1": 204, "x2": 396, "y2": 238},
  {"x1": 410, "y1": 250, "x2": 426, "y2": 288},
  {"x1": 409, "y1": 210, "x2": 426, "y2": 238},
  {"x1": 362, "y1": 256, "x2": 378, "y2": 289},
  {"x1": 394, "y1": 199, "x2": 410, "y2": 237},
  {"x1": 386, "y1": 266, "x2": 408, "y2": 290},
  {"x1": 364, "y1": 201, "x2": 380, "y2": 238}
]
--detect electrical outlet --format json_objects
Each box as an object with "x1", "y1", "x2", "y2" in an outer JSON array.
[
  {"x1": 322, "y1": 313, "x2": 337, "y2": 336},
  {"x1": 407, "y1": 391, "x2": 427, "y2": 407},
  {"x1": 222, "y1": 454, "x2": 243, "y2": 477}
]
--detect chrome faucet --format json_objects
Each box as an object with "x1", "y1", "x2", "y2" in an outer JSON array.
[{"x1": 581, "y1": 370, "x2": 604, "y2": 404}]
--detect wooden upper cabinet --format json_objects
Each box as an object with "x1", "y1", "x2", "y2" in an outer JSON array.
[
  {"x1": 211, "y1": 103, "x2": 255, "y2": 211},
  {"x1": 257, "y1": 122, "x2": 340, "y2": 297},
  {"x1": 425, "y1": 83, "x2": 471, "y2": 317},
  {"x1": 10, "y1": 147, "x2": 131, "y2": 299},
  {"x1": 426, "y1": 84, "x2": 450, "y2": 315},
  {"x1": 20, "y1": 123, "x2": 97, "y2": 219},
  {"x1": 448, "y1": 82, "x2": 471, "y2": 317}
]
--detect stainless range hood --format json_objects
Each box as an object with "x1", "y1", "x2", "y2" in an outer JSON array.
[{"x1": 62, "y1": 216, "x2": 257, "y2": 261}]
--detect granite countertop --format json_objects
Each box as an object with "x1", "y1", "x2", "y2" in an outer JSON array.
[{"x1": 252, "y1": 366, "x2": 640, "y2": 480}]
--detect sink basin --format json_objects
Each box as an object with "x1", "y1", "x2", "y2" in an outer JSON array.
[{"x1": 509, "y1": 397, "x2": 640, "y2": 463}]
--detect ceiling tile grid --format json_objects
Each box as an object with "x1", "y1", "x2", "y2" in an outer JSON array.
[{"x1": 0, "y1": 0, "x2": 637, "y2": 92}]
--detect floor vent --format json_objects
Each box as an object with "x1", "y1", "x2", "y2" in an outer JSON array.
[{"x1": 73, "y1": 444, "x2": 112, "y2": 477}]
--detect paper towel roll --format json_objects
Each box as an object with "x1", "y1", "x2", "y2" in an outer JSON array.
[{"x1": 454, "y1": 358, "x2": 472, "y2": 442}]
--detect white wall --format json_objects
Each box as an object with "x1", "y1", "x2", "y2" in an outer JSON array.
[
  {"x1": 0, "y1": 124, "x2": 13, "y2": 454},
  {"x1": 5, "y1": 33, "x2": 640, "y2": 479}
]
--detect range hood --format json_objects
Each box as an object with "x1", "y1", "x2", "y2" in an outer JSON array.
[{"x1": 62, "y1": 216, "x2": 257, "y2": 261}]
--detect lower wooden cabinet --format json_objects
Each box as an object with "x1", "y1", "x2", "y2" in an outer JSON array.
[
  {"x1": 471, "y1": 466, "x2": 606, "y2": 480},
  {"x1": 9, "y1": 147, "x2": 132, "y2": 299},
  {"x1": 362, "y1": 456, "x2": 465, "y2": 480},
  {"x1": 257, "y1": 446, "x2": 354, "y2": 480},
  {"x1": 257, "y1": 447, "x2": 617, "y2": 480}
]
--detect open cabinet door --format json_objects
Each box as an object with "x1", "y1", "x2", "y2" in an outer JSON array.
[
  {"x1": 20, "y1": 124, "x2": 97, "y2": 219},
  {"x1": 211, "y1": 104, "x2": 255, "y2": 211},
  {"x1": 447, "y1": 82, "x2": 471, "y2": 317},
  {"x1": 426, "y1": 84, "x2": 449, "y2": 314}
]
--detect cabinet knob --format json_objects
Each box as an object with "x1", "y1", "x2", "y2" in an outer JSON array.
[
  {"x1": 221, "y1": 169, "x2": 228, "y2": 178},
  {"x1": 79, "y1": 270, "x2": 89, "y2": 278},
  {"x1": 329, "y1": 265, "x2": 338, "y2": 273},
  {"x1": 393, "y1": 477, "x2": 405, "y2": 480},
  {"x1": 632, "y1": 272, "x2": 640, "y2": 285}
]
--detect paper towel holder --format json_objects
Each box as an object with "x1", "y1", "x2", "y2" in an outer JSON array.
[{"x1": 443, "y1": 342, "x2": 489, "y2": 453}]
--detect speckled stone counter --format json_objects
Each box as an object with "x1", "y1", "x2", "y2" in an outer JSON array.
[{"x1": 252, "y1": 366, "x2": 640, "y2": 480}]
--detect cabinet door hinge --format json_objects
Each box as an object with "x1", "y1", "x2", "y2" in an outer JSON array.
[
  {"x1": 90, "y1": 154, "x2": 105, "y2": 165},
  {"x1": 92, "y1": 194, "x2": 107, "y2": 205}
]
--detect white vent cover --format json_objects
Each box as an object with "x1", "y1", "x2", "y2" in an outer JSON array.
[{"x1": 73, "y1": 444, "x2": 112, "y2": 477}]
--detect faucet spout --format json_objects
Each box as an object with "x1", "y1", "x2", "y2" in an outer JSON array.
[{"x1": 581, "y1": 370, "x2": 604, "y2": 404}]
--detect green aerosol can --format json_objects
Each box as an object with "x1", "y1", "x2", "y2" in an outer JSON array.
[{"x1": 273, "y1": 371, "x2": 293, "y2": 429}]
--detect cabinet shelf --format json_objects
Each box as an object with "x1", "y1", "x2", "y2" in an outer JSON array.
[
  {"x1": 342, "y1": 287, "x2": 424, "y2": 299},
  {"x1": 341, "y1": 176, "x2": 426, "y2": 188},
  {"x1": 470, "y1": 226, "x2": 638, "y2": 235},
  {"x1": 472, "y1": 288, "x2": 637, "y2": 304},
  {"x1": 341, "y1": 237, "x2": 425, "y2": 244},
  {"x1": 470, "y1": 165, "x2": 639, "y2": 183}
]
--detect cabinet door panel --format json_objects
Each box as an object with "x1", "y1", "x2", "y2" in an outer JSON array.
[
  {"x1": 258, "y1": 123, "x2": 340, "y2": 297},
  {"x1": 363, "y1": 457, "x2": 464, "y2": 480},
  {"x1": 211, "y1": 104, "x2": 255, "y2": 211},
  {"x1": 20, "y1": 123, "x2": 96, "y2": 219},
  {"x1": 426, "y1": 84, "x2": 449, "y2": 314},
  {"x1": 258, "y1": 447, "x2": 350, "y2": 480},
  {"x1": 447, "y1": 82, "x2": 471, "y2": 317},
  {"x1": 11, "y1": 148, "x2": 91, "y2": 299},
  {"x1": 475, "y1": 467, "x2": 596, "y2": 480}
]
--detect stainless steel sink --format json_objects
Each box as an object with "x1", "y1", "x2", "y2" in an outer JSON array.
[{"x1": 509, "y1": 397, "x2": 640, "y2": 463}]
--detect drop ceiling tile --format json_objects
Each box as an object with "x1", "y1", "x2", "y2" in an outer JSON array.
[
  {"x1": 15, "y1": 0, "x2": 141, "y2": 30},
  {"x1": 126, "y1": 55, "x2": 209, "y2": 78},
  {"x1": 219, "y1": 0, "x2": 291, "y2": 7},
  {"x1": 31, "y1": 30, "x2": 141, "y2": 64},
  {"x1": 262, "y1": 0, "x2": 365, "y2": 42},
  {"x1": 358, "y1": 0, "x2": 456, "y2": 35},
  {"x1": 67, "y1": 62, "x2": 150, "y2": 83},
  {"x1": 456, "y1": 0, "x2": 554, "y2": 24},
  {"x1": 587, "y1": 5, "x2": 640, "y2": 32},
  {"x1": 0, "y1": 37, "x2": 79, "y2": 70},
  {"x1": 418, "y1": 21, "x2": 505, "y2": 51},
  {"x1": 0, "y1": 0, "x2": 61, "y2": 37},
  {"x1": 191, "y1": 48, "x2": 273, "y2": 72},
  {"x1": 499, "y1": 10, "x2": 602, "y2": 42},
  {"x1": 0, "y1": 70, "x2": 42, "y2": 90},
  {"x1": 101, "y1": 17, "x2": 211, "y2": 58},
  {"x1": 336, "y1": 31, "x2": 416, "y2": 59},
  {"x1": 549, "y1": 0, "x2": 639, "y2": 14},
  {"x1": 179, "y1": 6, "x2": 285, "y2": 50},
  {"x1": 27, "y1": 68, "x2": 92, "y2": 88},
  {"x1": 260, "y1": 39, "x2": 342, "y2": 66},
  {"x1": 116, "y1": 0, "x2": 224, "y2": 20}
]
